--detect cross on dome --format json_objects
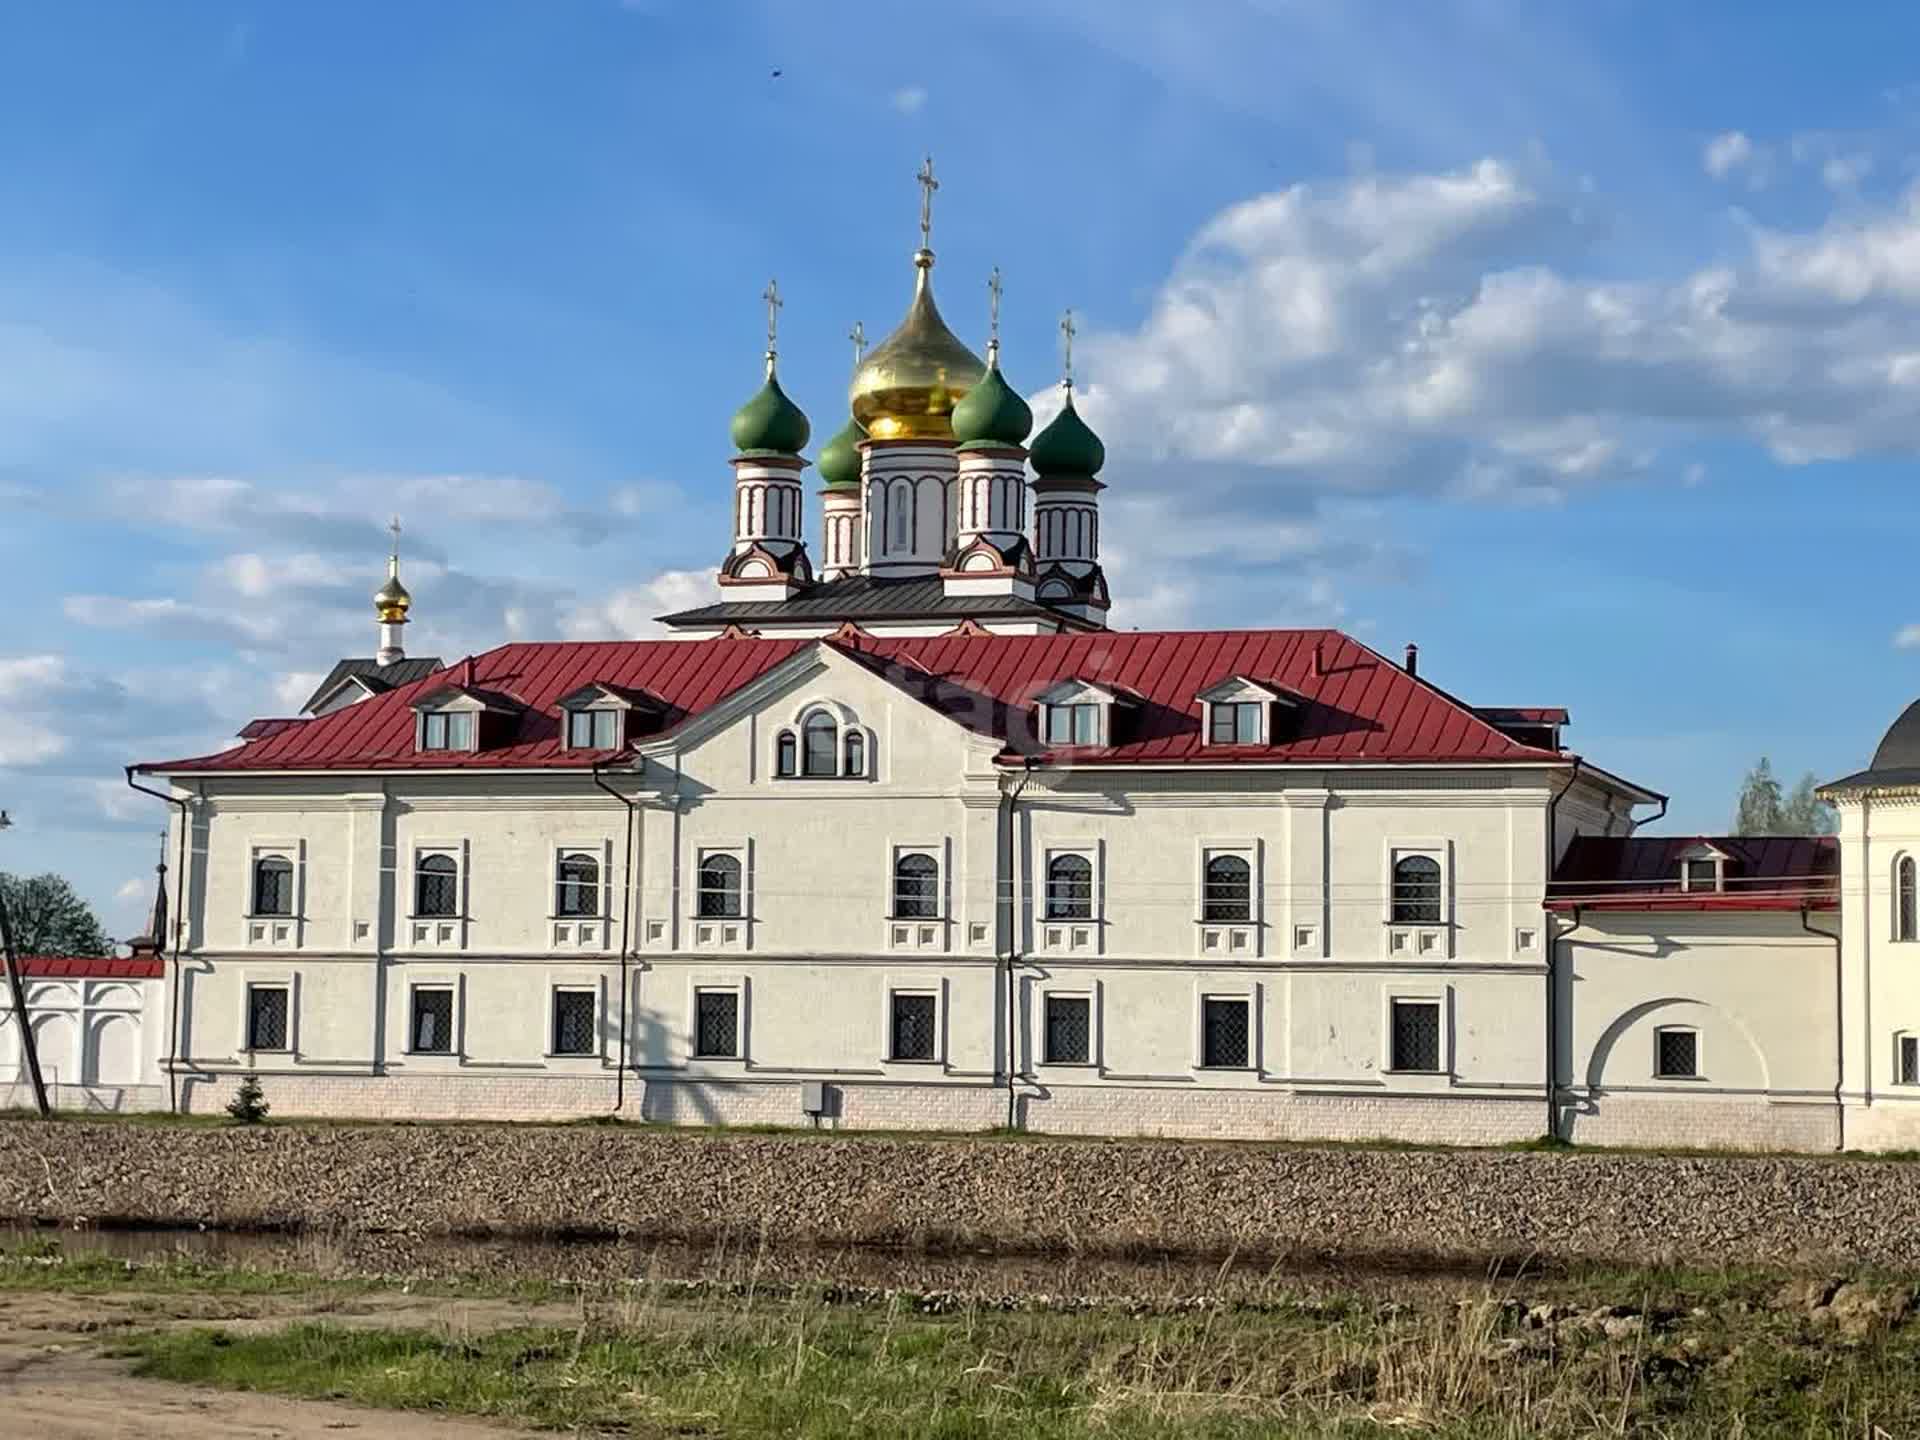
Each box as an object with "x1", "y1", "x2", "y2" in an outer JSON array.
[
  {"x1": 1059, "y1": 308, "x2": 1077, "y2": 390},
  {"x1": 916, "y1": 154, "x2": 938, "y2": 252},
  {"x1": 987, "y1": 266, "x2": 1003, "y2": 362},
  {"x1": 849, "y1": 319, "x2": 866, "y2": 368},
  {"x1": 762, "y1": 278, "x2": 783, "y2": 368}
]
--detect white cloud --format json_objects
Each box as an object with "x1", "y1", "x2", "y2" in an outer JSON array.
[
  {"x1": 891, "y1": 86, "x2": 927, "y2": 115},
  {"x1": 1896, "y1": 625, "x2": 1920, "y2": 650},
  {"x1": 114, "y1": 877, "x2": 146, "y2": 903},
  {"x1": 1703, "y1": 130, "x2": 1770, "y2": 186},
  {"x1": 563, "y1": 569, "x2": 719, "y2": 640}
]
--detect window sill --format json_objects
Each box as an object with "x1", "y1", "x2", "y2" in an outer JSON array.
[
  {"x1": 886, "y1": 1056, "x2": 941, "y2": 1066},
  {"x1": 1196, "y1": 1063, "x2": 1254, "y2": 1073},
  {"x1": 692, "y1": 1052, "x2": 745, "y2": 1063},
  {"x1": 243, "y1": 913, "x2": 298, "y2": 922},
  {"x1": 242, "y1": 1048, "x2": 291, "y2": 1057},
  {"x1": 405, "y1": 915, "x2": 466, "y2": 923},
  {"x1": 888, "y1": 915, "x2": 946, "y2": 924},
  {"x1": 1383, "y1": 919, "x2": 1453, "y2": 929},
  {"x1": 1385, "y1": 1067, "x2": 1446, "y2": 1077},
  {"x1": 545, "y1": 1051, "x2": 599, "y2": 1061},
  {"x1": 1040, "y1": 1059, "x2": 1096, "y2": 1069},
  {"x1": 1654, "y1": 1073, "x2": 1707, "y2": 1083},
  {"x1": 549, "y1": 914, "x2": 607, "y2": 922}
]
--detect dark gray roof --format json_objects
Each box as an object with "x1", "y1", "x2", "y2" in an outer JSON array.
[
  {"x1": 301, "y1": 656, "x2": 443, "y2": 714},
  {"x1": 1821, "y1": 698, "x2": 1920, "y2": 792},
  {"x1": 660, "y1": 575, "x2": 1092, "y2": 628}
]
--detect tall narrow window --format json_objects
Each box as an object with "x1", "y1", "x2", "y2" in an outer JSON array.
[
  {"x1": 802, "y1": 712, "x2": 838, "y2": 777},
  {"x1": 892, "y1": 494, "x2": 911, "y2": 550},
  {"x1": 1201, "y1": 996, "x2": 1250, "y2": 1068},
  {"x1": 555, "y1": 852, "x2": 599, "y2": 918},
  {"x1": 697, "y1": 853, "x2": 743, "y2": 919},
  {"x1": 414, "y1": 853, "x2": 459, "y2": 918},
  {"x1": 1045, "y1": 854, "x2": 1094, "y2": 920},
  {"x1": 775, "y1": 730, "x2": 798, "y2": 778},
  {"x1": 844, "y1": 730, "x2": 867, "y2": 778},
  {"x1": 695, "y1": 989, "x2": 741, "y2": 1058},
  {"x1": 1899, "y1": 857, "x2": 1916, "y2": 942},
  {"x1": 551, "y1": 990, "x2": 596, "y2": 1056},
  {"x1": 1901, "y1": 1035, "x2": 1919, "y2": 1086},
  {"x1": 246, "y1": 984, "x2": 289, "y2": 1052},
  {"x1": 252, "y1": 856, "x2": 293, "y2": 917},
  {"x1": 1203, "y1": 854, "x2": 1252, "y2": 923},
  {"x1": 1391, "y1": 855, "x2": 1443, "y2": 923},
  {"x1": 410, "y1": 987, "x2": 455, "y2": 1054},
  {"x1": 890, "y1": 991, "x2": 937, "y2": 1061},
  {"x1": 893, "y1": 852, "x2": 940, "y2": 919},
  {"x1": 1390, "y1": 999, "x2": 1442, "y2": 1072},
  {"x1": 1044, "y1": 994, "x2": 1091, "y2": 1064}
]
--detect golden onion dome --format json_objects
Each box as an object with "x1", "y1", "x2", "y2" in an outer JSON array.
[
  {"x1": 849, "y1": 250, "x2": 986, "y2": 441},
  {"x1": 374, "y1": 559, "x2": 411, "y2": 623}
]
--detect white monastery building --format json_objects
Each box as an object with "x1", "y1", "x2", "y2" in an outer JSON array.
[{"x1": 30, "y1": 166, "x2": 1917, "y2": 1151}]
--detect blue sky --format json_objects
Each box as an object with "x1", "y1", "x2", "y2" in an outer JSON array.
[{"x1": 4, "y1": 0, "x2": 1920, "y2": 937}]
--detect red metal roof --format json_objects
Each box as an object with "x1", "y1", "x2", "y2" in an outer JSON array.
[
  {"x1": 137, "y1": 629, "x2": 1575, "y2": 774},
  {"x1": 1547, "y1": 835, "x2": 1839, "y2": 912},
  {"x1": 237, "y1": 717, "x2": 306, "y2": 741},
  {"x1": 15, "y1": 956, "x2": 164, "y2": 979}
]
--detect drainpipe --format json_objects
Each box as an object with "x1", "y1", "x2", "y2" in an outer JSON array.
[
  {"x1": 1543, "y1": 760, "x2": 1584, "y2": 1140},
  {"x1": 125, "y1": 768, "x2": 191, "y2": 1115},
  {"x1": 1002, "y1": 756, "x2": 1038, "y2": 1130},
  {"x1": 591, "y1": 757, "x2": 641, "y2": 1117},
  {"x1": 1801, "y1": 905, "x2": 1843, "y2": 1148},
  {"x1": 1628, "y1": 794, "x2": 1668, "y2": 834}
]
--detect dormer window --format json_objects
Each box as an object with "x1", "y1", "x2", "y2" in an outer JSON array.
[
  {"x1": 1196, "y1": 676, "x2": 1295, "y2": 749},
  {"x1": 1684, "y1": 859, "x2": 1720, "y2": 893},
  {"x1": 1046, "y1": 703, "x2": 1100, "y2": 747},
  {"x1": 567, "y1": 709, "x2": 619, "y2": 751},
  {"x1": 555, "y1": 683, "x2": 662, "y2": 753},
  {"x1": 1676, "y1": 843, "x2": 1729, "y2": 894},
  {"x1": 1033, "y1": 678, "x2": 1138, "y2": 750},
  {"x1": 421, "y1": 711, "x2": 474, "y2": 751}
]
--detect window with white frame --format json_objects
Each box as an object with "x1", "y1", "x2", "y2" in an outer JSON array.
[
  {"x1": 1654, "y1": 1026, "x2": 1698, "y2": 1079},
  {"x1": 419, "y1": 710, "x2": 475, "y2": 752},
  {"x1": 251, "y1": 854, "x2": 294, "y2": 917},
  {"x1": 1390, "y1": 855, "x2": 1443, "y2": 924},
  {"x1": 1898, "y1": 856, "x2": 1917, "y2": 942},
  {"x1": 773, "y1": 708, "x2": 871, "y2": 780},
  {"x1": 1682, "y1": 857, "x2": 1721, "y2": 894},
  {"x1": 1208, "y1": 702, "x2": 1262, "y2": 746},
  {"x1": 694, "y1": 988, "x2": 741, "y2": 1058},
  {"x1": 1899, "y1": 1033, "x2": 1918, "y2": 1086},
  {"x1": 889, "y1": 990, "x2": 937, "y2": 1061},
  {"x1": 414, "y1": 852, "x2": 459, "y2": 918},
  {"x1": 1045, "y1": 853, "x2": 1094, "y2": 921},
  {"x1": 1196, "y1": 677, "x2": 1288, "y2": 748},
  {"x1": 893, "y1": 852, "x2": 940, "y2": 920},
  {"x1": 1044, "y1": 993, "x2": 1092, "y2": 1065},
  {"x1": 1045, "y1": 702, "x2": 1101, "y2": 746},
  {"x1": 775, "y1": 730, "x2": 798, "y2": 778},
  {"x1": 844, "y1": 729, "x2": 867, "y2": 777},
  {"x1": 1032, "y1": 679, "x2": 1131, "y2": 751},
  {"x1": 566, "y1": 708, "x2": 620, "y2": 751},
  {"x1": 409, "y1": 986, "x2": 455, "y2": 1054},
  {"x1": 1390, "y1": 998, "x2": 1442, "y2": 1073},
  {"x1": 1202, "y1": 853, "x2": 1252, "y2": 923},
  {"x1": 550, "y1": 989, "x2": 596, "y2": 1056},
  {"x1": 554, "y1": 851, "x2": 600, "y2": 918},
  {"x1": 697, "y1": 852, "x2": 743, "y2": 919},
  {"x1": 1200, "y1": 995, "x2": 1251, "y2": 1068},
  {"x1": 802, "y1": 711, "x2": 837, "y2": 776},
  {"x1": 245, "y1": 984, "x2": 290, "y2": 1052}
]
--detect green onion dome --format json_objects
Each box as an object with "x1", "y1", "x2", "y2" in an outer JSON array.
[
  {"x1": 729, "y1": 364, "x2": 812, "y2": 456},
  {"x1": 950, "y1": 357, "x2": 1033, "y2": 450},
  {"x1": 817, "y1": 415, "x2": 867, "y2": 490},
  {"x1": 1027, "y1": 390, "x2": 1105, "y2": 475}
]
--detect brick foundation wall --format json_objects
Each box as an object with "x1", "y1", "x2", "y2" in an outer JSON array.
[
  {"x1": 1563, "y1": 1095, "x2": 1842, "y2": 1153},
  {"x1": 0, "y1": 1082, "x2": 165, "y2": 1115},
  {"x1": 4, "y1": 1119, "x2": 1919, "y2": 1267}
]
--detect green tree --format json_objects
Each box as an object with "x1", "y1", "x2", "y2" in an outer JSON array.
[
  {"x1": 1732, "y1": 758, "x2": 1836, "y2": 836},
  {"x1": 226, "y1": 1074, "x2": 270, "y2": 1125},
  {"x1": 0, "y1": 873, "x2": 111, "y2": 957}
]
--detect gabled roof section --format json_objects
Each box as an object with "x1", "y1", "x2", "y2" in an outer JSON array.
[
  {"x1": 300, "y1": 656, "x2": 443, "y2": 715},
  {"x1": 556, "y1": 682, "x2": 666, "y2": 713},
  {"x1": 136, "y1": 629, "x2": 1617, "y2": 776},
  {"x1": 1547, "y1": 835, "x2": 1838, "y2": 912},
  {"x1": 412, "y1": 683, "x2": 523, "y2": 714},
  {"x1": 1031, "y1": 676, "x2": 1145, "y2": 707},
  {"x1": 1196, "y1": 675, "x2": 1298, "y2": 706}
]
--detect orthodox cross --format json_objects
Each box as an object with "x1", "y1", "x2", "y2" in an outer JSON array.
[
  {"x1": 388, "y1": 515, "x2": 402, "y2": 561},
  {"x1": 849, "y1": 319, "x2": 866, "y2": 368},
  {"x1": 1059, "y1": 308, "x2": 1077, "y2": 389},
  {"x1": 762, "y1": 279, "x2": 782, "y2": 362},
  {"x1": 916, "y1": 154, "x2": 939, "y2": 250},
  {"x1": 987, "y1": 267, "x2": 1003, "y2": 359}
]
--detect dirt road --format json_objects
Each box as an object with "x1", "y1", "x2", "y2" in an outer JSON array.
[{"x1": 0, "y1": 1287, "x2": 584, "y2": 1438}]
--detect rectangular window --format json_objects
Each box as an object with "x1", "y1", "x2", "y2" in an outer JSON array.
[
  {"x1": 1201, "y1": 996, "x2": 1250, "y2": 1068},
  {"x1": 410, "y1": 987, "x2": 455, "y2": 1054},
  {"x1": 1684, "y1": 859, "x2": 1719, "y2": 893},
  {"x1": 1655, "y1": 1028, "x2": 1698, "y2": 1079},
  {"x1": 567, "y1": 709, "x2": 619, "y2": 750},
  {"x1": 1901, "y1": 1035, "x2": 1918, "y2": 1086},
  {"x1": 421, "y1": 711, "x2": 475, "y2": 751},
  {"x1": 694, "y1": 989, "x2": 740, "y2": 1059},
  {"x1": 252, "y1": 856, "x2": 293, "y2": 917},
  {"x1": 1209, "y1": 702, "x2": 1261, "y2": 745},
  {"x1": 1390, "y1": 999, "x2": 1442, "y2": 1073},
  {"x1": 246, "y1": 984, "x2": 289, "y2": 1052},
  {"x1": 1045, "y1": 704, "x2": 1100, "y2": 746},
  {"x1": 555, "y1": 852, "x2": 599, "y2": 918},
  {"x1": 1044, "y1": 994, "x2": 1092, "y2": 1065},
  {"x1": 551, "y1": 990, "x2": 596, "y2": 1056},
  {"x1": 890, "y1": 991, "x2": 937, "y2": 1062}
]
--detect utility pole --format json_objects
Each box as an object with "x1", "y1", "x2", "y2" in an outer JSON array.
[{"x1": 0, "y1": 813, "x2": 51, "y2": 1117}]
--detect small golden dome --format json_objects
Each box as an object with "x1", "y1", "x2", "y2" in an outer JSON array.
[
  {"x1": 849, "y1": 251, "x2": 986, "y2": 441},
  {"x1": 374, "y1": 559, "x2": 411, "y2": 624}
]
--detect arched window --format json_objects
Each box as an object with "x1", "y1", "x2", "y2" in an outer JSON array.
[
  {"x1": 1392, "y1": 855, "x2": 1443, "y2": 924},
  {"x1": 775, "y1": 730, "x2": 798, "y2": 778},
  {"x1": 1900, "y1": 856, "x2": 1917, "y2": 942},
  {"x1": 844, "y1": 729, "x2": 867, "y2": 778},
  {"x1": 893, "y1": 852, "x2": 940, "y2": 919},
  {"x1": 252, "y1": 856, "x2": 293, "y2": 917},
  {"x1": 555, "y1": 853, "x2": 599, "y2": 918},
  {"x1": 415, "y1": 854, "x2": 459, "y2": 918},
  {"x1": 1046, "y1": 854, "x2": 1094, "y2": 921},
  {"x1": 891, "y1": 489, "x2": 911, "y2": 550},
  {"x1": 1202, "y1": 854, "x2": 1251, "y2": 923},
  {"x1": 698, "y1": 853, "x2": 742, "y2": 919},
  {"x1": 802, "y1": 711, "x2": 838, "y2": 777}
]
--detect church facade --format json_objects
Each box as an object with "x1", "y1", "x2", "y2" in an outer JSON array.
[{"x1": 105, "y1": 170, "x2": 1917, "y2": 1151}]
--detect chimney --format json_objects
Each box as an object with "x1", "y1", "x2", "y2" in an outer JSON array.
[
  {"x1": 1404, "y1": 643, "x2": 1419, "y2": 678},
  {"x1": 1311, "y1": 639, "x2": 1326, "y2": 679}
]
